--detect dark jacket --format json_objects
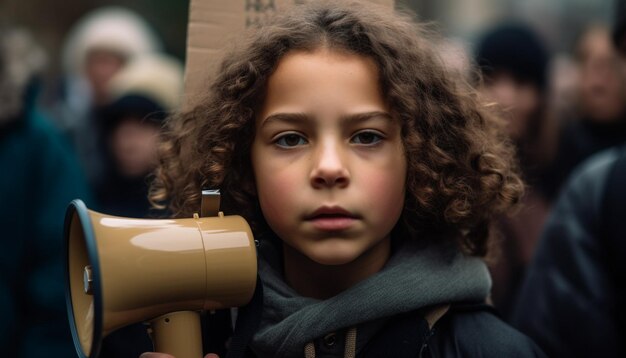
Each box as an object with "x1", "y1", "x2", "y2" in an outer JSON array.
[
  {"x1": 213, "y1": 238, "x2": 547, "y2": 358},
  {"x1": 215, "y1": 291, "x2": 546, "y2": 358},
  {"x1": 97, "y1": 240, "x2": 547, "y2": 358},
  {"x1": 512, "y1": 145, "x2": 626, "y2": 357}
]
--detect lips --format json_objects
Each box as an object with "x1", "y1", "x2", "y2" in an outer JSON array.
[{"x1": 305, "y1": 206, "x2": 359, "y2": 231}]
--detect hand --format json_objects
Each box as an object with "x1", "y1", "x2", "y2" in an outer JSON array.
[{"x1": 139, "y1": 353, "x2": 220, "y2": 358}]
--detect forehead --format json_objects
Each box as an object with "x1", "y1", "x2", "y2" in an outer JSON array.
[
  {"x1": 578, "y1": 28, "x2": 613, "y2": 59},
  {"x1": 258, "y1": 48, "x2": 386, "y2": 120},
  {"x1": 274, "y1": 47, "x2": 377, "y2": 72}
]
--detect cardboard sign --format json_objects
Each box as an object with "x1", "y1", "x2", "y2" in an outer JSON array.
[{"x1": 183, "y1": 0, "x2": 394, "y2": 108}]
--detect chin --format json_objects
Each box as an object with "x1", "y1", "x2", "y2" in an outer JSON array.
[{"x1": 306, "y1": 246, "x2": 362, "y2": 266}]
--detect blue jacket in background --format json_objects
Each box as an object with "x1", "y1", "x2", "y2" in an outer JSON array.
[{"x1": 0, "y1": 105, "x2": 93, "y2": 357}]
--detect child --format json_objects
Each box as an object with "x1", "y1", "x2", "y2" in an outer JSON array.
[{"x1": 146, "y1": 1, "x2": 545, "y2": 357}]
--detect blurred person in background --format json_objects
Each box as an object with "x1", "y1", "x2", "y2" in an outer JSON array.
[
  {"x1": 475, "y1": 23, "x2": 555, "y2": 196},
  {"x1": 0, "y1": 27, "x2": 92, "y2": 356},
  {"x1": 95, "y1": 53, "x2": 183, "y2": 358},
  {"x1": 474, "y1": 23, "x2": 554, "y2": 318},
  {"x1": 97, "y1": 53, "x2": 183, "y2": 218},
  {"x1": 549, "y1": 24, "x2": 626, "y2": 190},
  {"x1": 53, "y1": 7, "x2": 162, "y2": 190},
  {"x1": 511, "y1": 2, "x2": 626, "y2": 356}
]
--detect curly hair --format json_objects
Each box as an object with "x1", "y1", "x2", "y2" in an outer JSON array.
[{"x1": 150, "y1": 0, "x2": 523, "y2": 257}]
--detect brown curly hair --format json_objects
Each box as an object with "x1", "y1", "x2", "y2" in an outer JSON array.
[{"x1": 150, "y1": 0, "x2": 523, "y2": 257}]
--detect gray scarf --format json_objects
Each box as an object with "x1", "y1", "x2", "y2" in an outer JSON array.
[{"x1": 250, "y1": 239, "x2": 491, "y2": 357}]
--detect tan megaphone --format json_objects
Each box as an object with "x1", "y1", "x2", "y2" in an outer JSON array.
[{"x1": 64, "y1": 191, "x2": 257, "y2": 358}]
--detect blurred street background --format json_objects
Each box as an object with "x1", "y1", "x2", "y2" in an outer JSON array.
[{"x1": 0, "y1": 0, "x2": 614, "y2": 97}]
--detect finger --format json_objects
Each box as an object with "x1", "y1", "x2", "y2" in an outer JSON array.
[{"x1": 205, "y1": 354, "x2": 220, "y2": 358}]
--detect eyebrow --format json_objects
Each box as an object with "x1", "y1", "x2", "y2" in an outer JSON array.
[
  {"x1": 340, "y1": 111, "x2": 394, "y2": 125},
  {"x1": 260, "y1": 111, "x2": 394, "y2": 127},
  {"x1": 260, "y1": 112, "x2": 310, "y2": 127}
]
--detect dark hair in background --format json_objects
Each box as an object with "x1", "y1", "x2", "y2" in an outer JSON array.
[
  {"x1": 100, "y1": 94, "x2": 167, "y2": 134},
  {"x1": 475, "y1": 23, "x2": 549, "y2": 92},
  {"x1": 150, "y1": 0, "x2": 523, "y2": 257}
]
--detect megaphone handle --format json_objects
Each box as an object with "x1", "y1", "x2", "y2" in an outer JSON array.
[{"x1": 149, "y1": 310, "x2": 203, "y2": 358}]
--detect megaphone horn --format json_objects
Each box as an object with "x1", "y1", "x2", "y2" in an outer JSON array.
[{"x1": 65, "y1": 190, "x2": 257, "y2": 358}]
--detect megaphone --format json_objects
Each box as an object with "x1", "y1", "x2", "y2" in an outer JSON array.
[{"x1": 64, "y1": 191, "x2": 257, "y2": 358}]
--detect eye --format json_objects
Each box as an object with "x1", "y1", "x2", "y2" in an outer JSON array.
[
  {"x1": 274, "y1": 133, "x2": 308, "y2": 148},
  {"x1": 351, "y1": 130, "x2": 383, "y2": 145}
]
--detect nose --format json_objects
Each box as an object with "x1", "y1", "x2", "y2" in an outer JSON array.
[{"x1": 310, "y1": 141, "x2": 350, "y2": 188}]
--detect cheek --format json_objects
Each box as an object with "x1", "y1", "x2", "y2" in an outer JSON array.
[
  {"x1": 361, "y1": 157, "x2": 406, "y2": 225},
  {"x1": 254, "y1": 162, "x2": 303, "y2": 227},
  {"x1": 364, "y1": 173, "x2": 401, "y2": 200}
]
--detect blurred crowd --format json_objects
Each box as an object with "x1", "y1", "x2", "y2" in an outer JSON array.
[
  {"x1": 0, "y1": 7, "x2": 182, "y2": 357},
  {"x1": 1, "y1": 1, "x2": 625, "y2": 357}
]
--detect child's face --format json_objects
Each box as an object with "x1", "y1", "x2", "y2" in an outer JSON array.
[
  {"x1": 251, "y1": 48, "x2": 407, "y2": 266},
  {"x1": 85, "y1": 48, "x2": 126, "y2": 105},
  {"x1": 110, "y1": 117, "x2": 160, "y2": 178},
  {"x1": 480, "y1": 71, "x2": 541, "y2": 140},
  {"x1": 577, "y1": 27, "x2": 626, "y2": 122}
]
